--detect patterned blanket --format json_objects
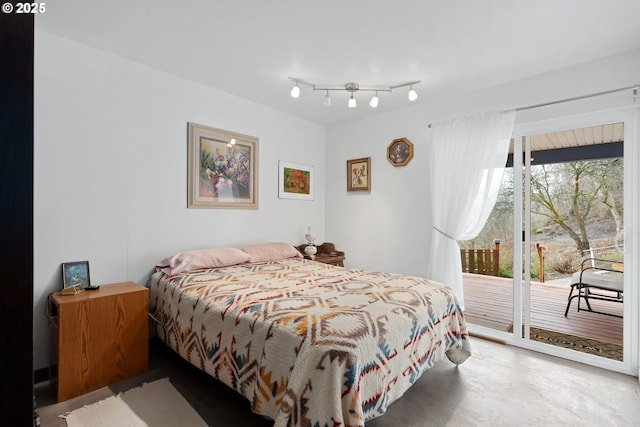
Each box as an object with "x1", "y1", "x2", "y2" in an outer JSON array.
[{"x1": 149, "y1": 258, "x2": 471, "y2": 427}]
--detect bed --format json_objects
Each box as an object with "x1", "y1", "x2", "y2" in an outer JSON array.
[{"x1": 148, "y1": 243, "x2": 471, "y2": 427}]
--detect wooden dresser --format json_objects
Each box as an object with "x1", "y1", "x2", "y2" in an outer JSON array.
[
  {"x1": 296, "y1": 242, "x2": 346, "y2": 267},
  {"x1": 48, "y1": 282, "x2": 148, "y2": 402}
]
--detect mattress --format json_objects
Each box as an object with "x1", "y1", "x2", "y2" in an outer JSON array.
[{"x1": 148, "y1": 258, "x2": 471, "y2": 426}]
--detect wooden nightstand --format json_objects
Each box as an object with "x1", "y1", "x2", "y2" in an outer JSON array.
[
  {"x1": 47, "y1": 282, "x2": 148, "y2": 402},
  {"x1": 296, "y1": 242, "x2": 346, "y2": 267}
]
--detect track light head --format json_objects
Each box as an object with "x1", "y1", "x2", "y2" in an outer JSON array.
[
  {"x1": 408, "y1": 86, "x2": 418, "y2": 101},
  {"x1": 348, "y1": 93, "x2": 357, "y2": 108},
  {"x1": 290, "y1": 84, "x2": 300, "y2": 98},
  {"x1": 323, "y1": 90, "x2": 331, "y2": 107},
  {"x1": 369, "y1": 92, "x2": 379, "y2": 108}
]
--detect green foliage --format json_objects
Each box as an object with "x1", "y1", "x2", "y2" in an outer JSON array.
[
  {"x1": 499, "y1": 265, "x2": 513, "y2": 278},
  {"x1": 529, "y1": 258, "x2": 540, "y2": 280}
]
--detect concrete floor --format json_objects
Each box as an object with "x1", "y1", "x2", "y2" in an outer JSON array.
[
  {"x1": 368, "y1": 338, "x2": 640, "y2": 426},
  {"x1": 37, "y1": 337, "x2": 640, "y2": 426}
]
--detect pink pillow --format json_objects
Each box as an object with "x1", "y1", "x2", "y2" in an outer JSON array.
[
  {"x1": 242, "y1": 242, "x2": 302, "y2": 263},
  {"x1": 156, "y1": 247, "x2": 251, "y2": 275}
]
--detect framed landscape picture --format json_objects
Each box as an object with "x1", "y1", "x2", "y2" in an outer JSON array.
[
  {"x1": 187, "y1": 122, "x2": 259, "y2": 209},
  {"x1": 347, "y1": 157, "x2": 371, "y2": 192},
  {"x1": 279, "y1": 161, "x2": 313, "y2": 200}
]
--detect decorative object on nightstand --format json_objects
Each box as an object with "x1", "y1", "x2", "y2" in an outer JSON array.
[
  {"x1": 47, "y1": 282, "x2": 148, "y2": 402},
  {"x1": 61, "y1": 260, "x2": 101, "y2": 292},
  {"x1": 303, "y1": 227, "x2": 318, "y2": 259},
  {"x1": 296, "y1": 242, "x2": 345, "y2": 267},
  {"x1": 61, "y1": 260, "x2": 91, "y2": 293}
]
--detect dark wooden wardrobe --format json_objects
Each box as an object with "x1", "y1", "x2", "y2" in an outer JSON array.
[{"x1": 0, "y1": 9, "x2": 35, "y2": 426}]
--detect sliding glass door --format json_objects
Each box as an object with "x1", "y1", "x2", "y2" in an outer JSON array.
[
  {"x1": 466, "y1": 108, "x2": 637, "y2": 375},
  {"x1": 510, "y1": 110, "x2": 636, "y2": 374},
  {"x1": 522, "y1": 124, "x2": 623, "y2": 357}
]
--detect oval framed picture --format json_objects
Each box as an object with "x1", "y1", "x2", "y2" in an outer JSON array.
[{"x1": 387, "y1": 137, "x2": 414, "y2": 167}]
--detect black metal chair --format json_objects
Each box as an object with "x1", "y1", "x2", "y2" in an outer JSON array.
[{"x1": 564, "y1": 258, "x2": 623, "y2": 318}]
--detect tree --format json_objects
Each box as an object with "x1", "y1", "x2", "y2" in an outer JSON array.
[
  {"x1": 530, "y1": 158, "x2": 622, "y2": 255},
  {"x1": 597, "y1": 158, "x2": 624, "y2": 236}
]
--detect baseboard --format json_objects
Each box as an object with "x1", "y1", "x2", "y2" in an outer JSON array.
[
  {"x1": 34, "y1": 367, "x2": 51, "y2": 384},
  {"x1": 469, "y1": 330, "x2": 507, "y2": 345}
]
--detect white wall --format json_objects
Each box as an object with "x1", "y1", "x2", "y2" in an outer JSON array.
[
  {"x1": 34, "y1": 31, "x2": 640, "y2": 372},
  {"x1": 34, "y1": 32, "x2": 326, "y2": 370},
  {"x1": 325, "y1": 49, "x2": 640, "y2": 279}
]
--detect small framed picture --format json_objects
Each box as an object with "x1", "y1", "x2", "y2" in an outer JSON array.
[
  {"x1": 387, "y1": 137, "x2": 414, "y2": 167},
  {"x1": 347, "y1": 157, "x2": 371, "y2": 192},
  {"x1": 62, "y1": 260, "x2": 91, "y2": 290},
  {"x1": 279, "y1": 161, "x2": 314, "y2": 200}
]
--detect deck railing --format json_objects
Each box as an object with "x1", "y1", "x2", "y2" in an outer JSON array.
[{"x1": 460, "y1": 240, "x2": 500, "y2": 276}]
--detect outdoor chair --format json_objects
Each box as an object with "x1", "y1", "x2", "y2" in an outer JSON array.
[{"x1": 564, "y1": 258, "x2": 623, "y2": 318}]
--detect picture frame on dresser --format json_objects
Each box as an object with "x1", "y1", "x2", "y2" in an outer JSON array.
[
  {"x1": 187, "y1": 122, "x2": 259, "y2": 209},
  {"x1": 62, "y1": 261, "x2": 91, "y2": 288},
  {"x1": 347, "y1": 157, "x2": 371, "y2": 192},
  {"x1": 61, "y1": 260, "x2": 90, "y2": 294}
]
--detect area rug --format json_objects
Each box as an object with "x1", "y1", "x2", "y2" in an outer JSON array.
[
  {"x1": 506, "y1": 325, "x2": 623, "y2": 361},
  {"x1": 60, "y1": 378, "x2": 207, "y2": 427}
]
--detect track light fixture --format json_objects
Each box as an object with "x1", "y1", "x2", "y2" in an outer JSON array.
[{"x1": 289, "y1": 77, "x2": 420, "y2": 108}]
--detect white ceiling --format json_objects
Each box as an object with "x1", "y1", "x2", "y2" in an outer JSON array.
[{"x1": 35, "y1": 0, "x2": 640, "y2": 126}]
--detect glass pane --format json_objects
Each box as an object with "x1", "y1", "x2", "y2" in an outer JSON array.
[
  {"x1": 461, "y1": 166, "x2": 514, "y2": 332},
  {"x1": 526, "y1": 123, "x2": 624, "y2": 361}
]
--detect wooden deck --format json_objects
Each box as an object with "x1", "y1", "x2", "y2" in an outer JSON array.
[{"x1": 462, "y1": 272, "x2": 623, "y2": 346}]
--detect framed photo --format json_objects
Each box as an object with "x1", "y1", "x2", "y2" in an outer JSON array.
[
  {"x1": 62, "y1": 260, "x2": 91, "y2": 289},
  {"x1": 278, "y1": 161, "x2": 313, "y2": 200},
  {"x1": 387, "y1": 137, "x2": 414, "y2": 167},
  {"x1": 347, "y1": 157, "x2": 371, "y2": 192},
  {"x1": 187, "y1": 122, "x2": 259, "y2": 209}
]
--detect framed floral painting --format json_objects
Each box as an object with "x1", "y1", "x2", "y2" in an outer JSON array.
[
  {"x1": 278, "y1": 161, "x2": 313, "y2": 200},
  {"x1": 347, "y1": 157, "x2": 371, "y2": 192},
  {"x1": 187, "y1": 122, "x2": 258, "y2": 209}
]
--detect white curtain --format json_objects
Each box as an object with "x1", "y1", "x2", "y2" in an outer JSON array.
[{"x1": 427, "y1": 110, "x2": 515, "y2": 309}]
